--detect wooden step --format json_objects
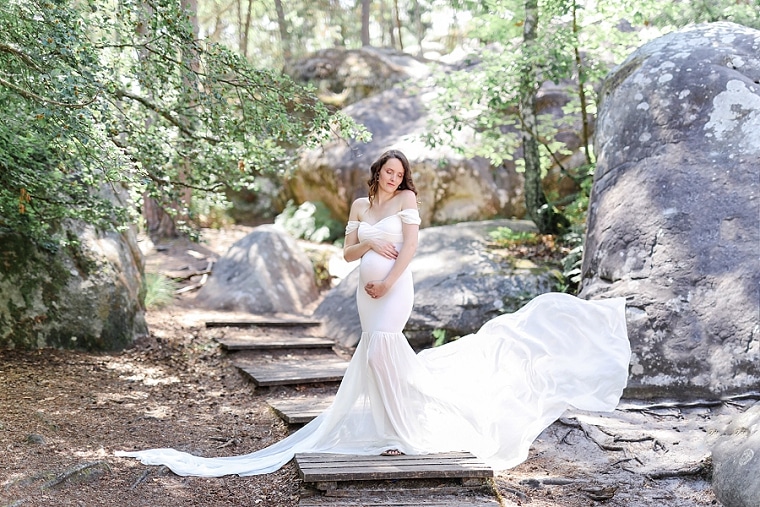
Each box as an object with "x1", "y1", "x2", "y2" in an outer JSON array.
[
  {"x1": 268, "y1": 396, "x2": 335, "y2": 424},
  {"x1": 206, "y1": 317, "x2": 322, "y2": 328},
  {"x1": 299, "y1": 488, "x2": 500, "y2": 506},
  {"x1": 234, "y1": 354, "x2": 349, "y2": 387},
  {"x1": 295, "y1": 452, "x2": 493, "y2": 483},
  {"x1": 215, "y1": 334, "x2": 335, "y2": 351}
]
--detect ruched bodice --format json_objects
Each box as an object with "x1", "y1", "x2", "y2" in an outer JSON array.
[{"x1": 345, "y1": 208, "x2": 421, "y2": 245}]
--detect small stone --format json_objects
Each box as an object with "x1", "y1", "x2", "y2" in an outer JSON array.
[{"x1": 26, "y1": 434, "x2": 46, "y2": 445}]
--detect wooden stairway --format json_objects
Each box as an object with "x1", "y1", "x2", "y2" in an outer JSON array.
[
  {"x1": 207, "y1": 314, "x2": 498, "y2": 506},
  {"x1": 209, "y1": 318, "x2": 348, "y2": 388}
]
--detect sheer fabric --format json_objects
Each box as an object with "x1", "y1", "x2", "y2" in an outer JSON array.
[{"x1": 116, "y1": 209, "x2": 631, "y2": 476}]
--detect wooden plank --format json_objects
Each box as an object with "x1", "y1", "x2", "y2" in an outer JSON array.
[
  {"x1": 206, "y1": 317, "x2": 321, "y2": 328},
  {"x1": 296, "y1": 452, "x2": 475, "y2": 463},
  {"x1": 235, "y1": 355, "x2": 349, "y2": 387},
  {"x1": 299, "y1": 464, "x2": 493, "y2": 482},
  {"x1": 295, "y1": 452, "x2": 493, "y2": 483},
  {"x1": 215, "y1": 334, "x2": 335, "y2": 351},
  {"x1": 299, "y1": 489, "x2": 500, "y2": 506},
  {"x1": 268, "y1": 396, "x2": 335, "y2": 424}
]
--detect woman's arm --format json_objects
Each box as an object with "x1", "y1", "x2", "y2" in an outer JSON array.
[
  {"x1": 364, "y1": 191, "x2": 419, "y2": 299},
  {"x1": 343, "y1": 199, "x2": 398, "y2": 263}
]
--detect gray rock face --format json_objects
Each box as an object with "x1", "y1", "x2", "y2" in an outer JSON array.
[
  {"x1": 293, "y1": 86, "x2": 525, "y2": 226},
  {"x1": 315, "y1": 219, "x2": 559, "y2": 349},
  {"x1": 196, "y1": 225, "x2": 319, "y2": 314},
  {"x1": 711, "y1": 402, "x2": 760, "y2": 507},
  {"x1": 580, "y1": 22, "x2": 760, "y2": 398},
  {"x1": 0, "y1": 224, "x2": 147, "y2": 350}
]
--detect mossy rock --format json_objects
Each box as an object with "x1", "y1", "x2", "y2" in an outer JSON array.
[{"x1": 0, "y1": 223, "x2": 146, "y2": 351}]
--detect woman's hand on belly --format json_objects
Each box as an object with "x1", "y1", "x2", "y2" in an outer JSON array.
[
  {"x1": 364, "y1": 280, "x2": 390, "y2": 299},
  {"x1": 368, "y1": 239, "x2": 398, "y2": 259}
]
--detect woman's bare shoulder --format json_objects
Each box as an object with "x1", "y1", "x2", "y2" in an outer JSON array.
[
  {"x1": 397, "y1": 190, "x2": 418, "y2": 209},
  {"x1": 349, "y1": 197, "x2": 371, "y2": 219}
]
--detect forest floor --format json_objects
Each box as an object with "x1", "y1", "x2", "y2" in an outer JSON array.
[{"x1": 0, "y1": 226, "x2": 747, "y2": 506}]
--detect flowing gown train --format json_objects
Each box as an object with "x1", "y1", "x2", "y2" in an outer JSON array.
[{"x1": 115, "y1": 209, "x2": 631, "y2": 476}]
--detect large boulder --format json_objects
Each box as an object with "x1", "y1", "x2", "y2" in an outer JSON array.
[
  {"x1": 579, "y1": 22, "x2": 760, "y2": 398},
  {"x1": 0, "y1": 224, "x2": 147, "y2": 350},
  {"x1": 315, "y1": 219, "x2": 559, "y2": 349},
  {"x1": 711, "y1": 402, "x2": 760, "y2": 507},
  {"x1": 289, "y1": 50, "x2": 590, "y2": 227},
  {"x1": 286, "y1": 46, "x2": 430, "y2": 108},
  {"x1": 195, "y1": 225, "x2": 319, "y2": 314},
  {"x1": 293, "y1": 86, "x2": 525, "y2": 226}
]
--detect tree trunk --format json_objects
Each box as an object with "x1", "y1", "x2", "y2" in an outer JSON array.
[
  {"x1": 361, "y1": 0, "x2": 371, "y2": 46},
  {"x1": 393, "y1": 0, "x2": 403, "y2": 50},
  {"x1": 572, "y1": 2, "x2": 592, "y2": 165},
  {"x1": 385, "y1": 0, "x2": 395, "y2": 47},
  {"x1": 274, "y1": 0, "x2": 291, "y2": 61},
  {"x1": 137, "y1": 0, "x2": 178, "y2": 239},
  {"x1": 519, "y1": 0, "x2": 566, "y2": 234},
  {"x1": 241, "y1": 0, "x2": 254, "y2": 59},
  {"x1": 142, "y1": 198, "x2": 177, "y2": 238}
]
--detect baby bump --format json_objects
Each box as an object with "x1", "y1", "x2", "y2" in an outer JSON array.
[{"x1": 360, "y1": 251, "x2": 395, "y2": 282}]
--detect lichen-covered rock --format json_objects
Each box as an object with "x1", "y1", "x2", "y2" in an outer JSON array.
[
  {"x1": 195, "y1": 225, "x2": 319, "y2": 314},
  {"x1": 711, "y1": 403, "x2": 760, "y2": 507},
  {"x1": 0, "y1": 224, "x2": 147, "y2": 350},
  {"x1": 315, "y1": 219, "x2": 559, "y2": 349},
  {"x1": 580, "y1": 22, "x2": 760, "y2": 398}
]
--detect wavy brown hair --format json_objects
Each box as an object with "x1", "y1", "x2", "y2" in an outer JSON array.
[{"x1": 367, "y1": 149, "x2": 417, "y2": 206}]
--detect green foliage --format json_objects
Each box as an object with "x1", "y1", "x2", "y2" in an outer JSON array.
[
  {"x1": 188, "y1": 194, "x2": 235, "y2": 229},
  {"x1": 633, "y1": 0, "x2": 760, "y2": 30},
  {"x1": 143, "y1": 272, "x2": 177, "y2": 309},
  {"x1": 432, "y1": 328, "x2": 447, "y2": 347},
  {"x1": 427, "y1": 0, "x2": 758, "y2": 235},
  {"x1": 0, "y1": 0, "x2": 368, "y2": 247},
  {"x1": 275, "y1": 200, "x2": 344, "y2": 244},
  {"x1": 488, "y1": 226, "x2": 542, "y2": 247}
]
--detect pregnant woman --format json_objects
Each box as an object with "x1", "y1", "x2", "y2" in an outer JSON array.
[{"x1": 117, "y1": 149, "x2": 631, "y2": 476}]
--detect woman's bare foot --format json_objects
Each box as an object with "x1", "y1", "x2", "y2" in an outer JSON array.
[{"x1": 380, "y1": 449, "x2": 404, "y2": 456}]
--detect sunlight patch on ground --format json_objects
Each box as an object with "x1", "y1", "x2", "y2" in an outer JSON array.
[
  {"x1": 143, "y1": 404, "x2": 173, "y2": 419},
  {"x1": 105, "y1": 360, "x2": 180, "y2": 386},
  {"x1": 72, "y1": 446, "x2": 111, "y2": 459},
  {"x1": 94, "y1": 391, "x2": 150, "y2": 404}
]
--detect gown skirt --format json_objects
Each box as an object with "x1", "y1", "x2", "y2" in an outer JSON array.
[{"x1": 116, "y1": 210, "x2": 631, "y2": 476}]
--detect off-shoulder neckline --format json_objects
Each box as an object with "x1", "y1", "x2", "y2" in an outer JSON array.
[{"x1": 357, "y1": 208, "x2": 418, "y2": 227}]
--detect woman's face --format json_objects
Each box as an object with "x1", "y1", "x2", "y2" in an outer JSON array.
[{"x1": 378, "y1": 158, "x2": 405, "y2": 193}]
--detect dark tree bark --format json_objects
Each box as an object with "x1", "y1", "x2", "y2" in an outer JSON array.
[{"x1": 240, "y1": 0, "x2": 254, "y2": 58}]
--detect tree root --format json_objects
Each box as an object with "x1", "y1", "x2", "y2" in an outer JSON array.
[
  {"x1": 646, "y1": 458, "x2": 712, "y2": 480},
  {"x1": 41, "y1": 461, "x2": 111, "y2": 490},
  {"x1": 619, "y1": 393, "x2": 760, "y2": 412}
]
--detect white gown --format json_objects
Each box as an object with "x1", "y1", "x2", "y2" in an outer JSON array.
[{"x1": 116, "y1": 209, "x2": 631, "y2": 476}]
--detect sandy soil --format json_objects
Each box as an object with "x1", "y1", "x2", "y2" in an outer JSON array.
[{"x1": 0, "y1": 227, "x2": 745, "y2": 506}]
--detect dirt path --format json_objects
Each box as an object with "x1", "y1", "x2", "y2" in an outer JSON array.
[{"x1": 0, "y1": 228, "x2": 742, "y2": 506}]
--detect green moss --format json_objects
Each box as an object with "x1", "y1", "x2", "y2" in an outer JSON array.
[
  {"x1": 1, "y1": 234, "x2": 64, "y2": 347},
  {"x1": 1, "y1": 230, "x2": 145, "y2": 350}
]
